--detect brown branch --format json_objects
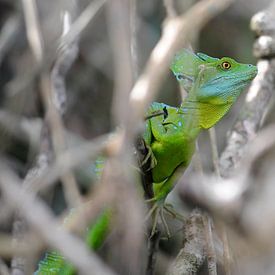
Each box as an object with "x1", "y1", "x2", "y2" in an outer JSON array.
[
  {"x1": 168, "y1": 209, "x2": 206, "y2": 275},
  {"x1": 203, "y1": 215, "x2": 217, "y2": 275}
]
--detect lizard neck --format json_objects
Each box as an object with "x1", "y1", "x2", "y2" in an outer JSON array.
[{"x1": 180, "y1": 97, "x2": 233, "y2": 130}]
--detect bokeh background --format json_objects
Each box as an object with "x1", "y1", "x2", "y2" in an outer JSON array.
[{"x1": 0, "y1": 0, "x2": 273, "y2": 274}]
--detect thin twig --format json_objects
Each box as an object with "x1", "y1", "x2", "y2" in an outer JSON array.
[
  {"x1": 58, "y1": 0, "x2": 106, "y2": 53},
  {"x1": 107, "y1": 0, "x2": 133, "y2": 125},
  {"x1": 163, "y1": 0, "x2": 177, "y2": 18},
  {"x1": 203, "y1": 214, "x2": 217, "y2": 275},
  {"x1": 51, "y1": 10, "x2": 79, "y2": 114},
  {"x1": 196, "y1": 138, "x2": 218, "y2": 275},
  {"x1": 209, "y1": 127, "x2": 221, "y2": 177},
  {"x1": 221, "y1": 223, "x2": 232, "y2": 275},
  {"x1": 193, "y1": 141, "x2": 204, "y2": 178},
  {"x1": 146, "y1": 230, "x2": 161, "y2": 275},
  {"x1": 130, "y1": 0, "x2": 139, "y2": 79},
  {"x1": 209, "y1": 127, "x2": 232, "y2": 274},
  {"x1": 21, "y1": 0, "x2": 44, "y2": 62}
]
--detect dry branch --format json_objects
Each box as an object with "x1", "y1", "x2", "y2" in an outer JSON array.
[
  {"x1": 168, "y1": 209, "x2": 206, "y2": 275},
  {"x1": 203, "y1": 215, "x2": 217, "y2": 275}
]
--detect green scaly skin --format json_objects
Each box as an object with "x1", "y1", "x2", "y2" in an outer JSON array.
[
  {"x1": 35, "y1": 49, "x2": 257, "y2": 274},
  {"x1": 144, "y1": 49, "x2": 257, "y2": 202}
]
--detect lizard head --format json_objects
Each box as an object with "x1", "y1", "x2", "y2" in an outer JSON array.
[
  {"x1": 194, "y1": 55, "x2": 258, "y2": 105},
  {"x1": 171, "y1": 49, "x2": 258, "y2": 129},
  {"x1": 170, "y1": 49, "x2": 205, "y2": 92},
  {"x1": 170, "y1": 49, "x2": 257, "y2": 105}
]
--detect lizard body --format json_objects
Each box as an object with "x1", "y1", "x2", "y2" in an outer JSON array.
[{"x1": 144, "y1": 49, "x2": 257, "y2": 202}]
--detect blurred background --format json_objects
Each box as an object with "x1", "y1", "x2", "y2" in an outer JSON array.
[{"x1": 0, "y1": 0, "x2": 274, "y2": 274}]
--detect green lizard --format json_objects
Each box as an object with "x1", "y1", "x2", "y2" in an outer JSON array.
[
  {"x1": 144, "y1": 49, "x2": 257, "y2": 204},
  {"x1": 35, "y1": 49, "x2": 257, "y2": 274}
]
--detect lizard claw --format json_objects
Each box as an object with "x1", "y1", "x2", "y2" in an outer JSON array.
[
  {"x1": 141, "y1": 145, "x2": 157, "y2": 171},
  {"x1": 145, "y1": 203, "x2": 171, "y2": 239},
  {"x1": 145, "y1": 201, "x2": 185, "y2": 239}
]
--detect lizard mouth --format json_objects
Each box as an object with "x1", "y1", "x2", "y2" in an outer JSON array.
[{"x1": 207, "y1": 68, "x2": 258, "y2": 86}]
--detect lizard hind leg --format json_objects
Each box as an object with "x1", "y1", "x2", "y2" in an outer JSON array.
[{"x1": 145, "y1": 164, "x2": 187, "y2": 238}]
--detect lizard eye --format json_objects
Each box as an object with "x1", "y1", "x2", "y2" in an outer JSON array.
[{"x1": 221, "y1": 61, "x2": 231, "y2": 70}]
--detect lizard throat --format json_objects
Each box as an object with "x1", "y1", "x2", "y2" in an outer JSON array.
[{"x1": 179, "y1": 99, "x2": 233, "y2": 130}]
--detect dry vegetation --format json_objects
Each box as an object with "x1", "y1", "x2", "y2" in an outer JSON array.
[{"x1": 0, "y1": 0, "x2": 274, "y2": 274}]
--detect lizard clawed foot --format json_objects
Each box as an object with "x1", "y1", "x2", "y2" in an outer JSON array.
[
  {"x1": 145, "y1": 202, "x2": 185, "y2": 239},
  {"x1": 140, "y1": 145, "x2": 157, "y2": 171},
  {"x1": 145, "y1": 203, "x2": 171, "y2": 239},
  {"x1": 163, "y1": 203, "x2": 185, "y2": 222}
]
